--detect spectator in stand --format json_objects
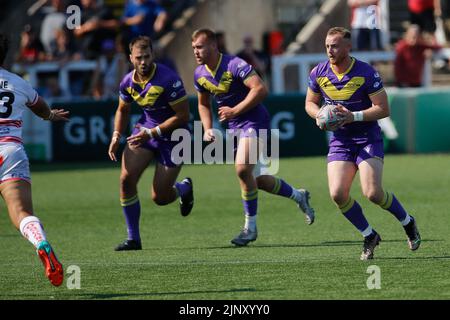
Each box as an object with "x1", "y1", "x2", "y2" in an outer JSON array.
[
  {"x1": 156, "y1": 0, "x2": 197, "y2": 33},
  {"x1": 236, "y1": 34, "x2": 269, "y2": 80},
  {"x1": 348, "y1": 0, "x2": 384, "y2": 50},
  {"x1": 92, "y1": 36, "x2": 129, "y2": 100},
  {"x1": 408, "y1": 0, "x2": 442, "y2": 37},
  {"x1": 122, "y1": 0, "x2": 168, "y2": 42},
  {"x1": 16, "y1": 25, "x2": 45, "y2": 64},
  {"x1": 394, "y1": 24, "x2": 442, "y2": 87},
  {"x1": 73, "y1": 0, "x2": 120, "y2": 60},
  {"x1": 48, "y1": 28, "x2": 81, "y2": 62},
  {"x1": 39, "y1": 0, "x2": 67, "y2": 55}
]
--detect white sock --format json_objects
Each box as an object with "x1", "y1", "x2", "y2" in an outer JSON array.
[
  {"x1": 361, "y1": 226, "x2": 373, "y2": 238},
  {"x1": 401, "y1": 214, "x2": 411, "y2": 226},
  {"x1": 290, "y1": 189, "x2": 302, "y2": 203},
  {"x1": 19, "y1": 216, "x2": 47, "y2": 248},
  {"x1": 244, "y1": 215, "x2": 257, "y2": 232}
]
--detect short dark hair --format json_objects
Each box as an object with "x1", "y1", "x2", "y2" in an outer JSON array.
[
  {"x1": 0, "y1": 34, "x2": 9, "y2": 66},
  {"x1": 327, "y1": 27, "x2": 351, "y2": 40},
  {"x1": 191, "y1": 28, "x2": 217, "y2": 43},
  {"x1": 129, "y1": 36, "x2": 153, "y2": 54}
]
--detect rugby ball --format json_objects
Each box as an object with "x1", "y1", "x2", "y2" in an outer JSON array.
[{"x1": 316, "y1": 104, "x2": 343, "y2": 131}]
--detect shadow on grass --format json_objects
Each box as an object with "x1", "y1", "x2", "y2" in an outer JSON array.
[
  {"x1": 377, "y1": 255, "x2": 450, "y2": 260},
  {"x1": 205, "y1": 239, "x2": 443, "y2": 250},
  {"x1": 82, "y1": 287, "x2": 264, "y2": 300},
  {"x1": 30, "y1": 162, "x2": 122, "y2": 173},
  {"x1": 3, "y1": 287, "x2": 268, "y2": 300}
]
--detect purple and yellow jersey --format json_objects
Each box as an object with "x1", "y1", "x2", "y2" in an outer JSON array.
[
  {"x1": 119, "y1": 63, "x2": 188, "y2": 138},
  {"x1": 308, "y1": 57, "x2": 385, "y2": 145},
  {"x1": 194, "y1": 54, "x2": 270, "y2": 130}
]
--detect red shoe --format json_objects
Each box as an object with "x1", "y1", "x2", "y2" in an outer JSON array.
[{"x1": 37, "y1": 241, "x2": 64, "y2": 287}]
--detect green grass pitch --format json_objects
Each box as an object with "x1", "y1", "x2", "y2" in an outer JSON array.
[{"x1": 0, "y1": 154, "x2": 449, "y2": 300}]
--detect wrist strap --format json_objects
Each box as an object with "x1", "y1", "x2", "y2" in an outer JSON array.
[
  {"x1": 142, "y1": 127, "x2": 154, "y2": 139},
  {"x1": 155, "y1": 125, "x2": 162, "y2": 137},
  {"x1": 352, "y1": 111, "x2": 364, "y2": 122},
  {"x1": 140, "y1": 126, "x2": 162, "y2": 139},
  {"x1": 44, "y1": 110, "x2": 55, "y2": 121}
]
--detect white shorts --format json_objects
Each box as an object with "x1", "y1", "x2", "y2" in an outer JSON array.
[
  {"x1": 237, "y1": 136, "x2": 279, "y2": 177},
  {"x1": 0, "y1": 143, "x2": 31, "y2": 184}
]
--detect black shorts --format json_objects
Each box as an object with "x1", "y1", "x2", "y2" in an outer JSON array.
[{"x1": 410, "y1": 9, "x2": 436, "y2": 33}]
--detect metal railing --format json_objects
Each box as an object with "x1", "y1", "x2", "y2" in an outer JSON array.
[
  {"x1": 12, "y1": 60, "x2": 98, "y2": 98},
  {"x1": 271, "y1": 50, "x2": 432, "y2": 93}
]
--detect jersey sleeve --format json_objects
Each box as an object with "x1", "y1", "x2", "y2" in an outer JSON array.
[
  {"x1": 364, "y1": 65, "x2": 385, "y2": 96},
  {"x1": 232, "y1": 57, "x2": 255, "y2": 82},
  {"x1": 22, "y1": 79, "x2": 39, "y2": 106},
  {"x1": 308, "y1": 66, "x2": 321, "y2": 95},
  {"x1": 119, "y1": 77, "x2": 133, "y2": 103},
  {"x1": 165, "y1": 73, "x2": 188, "y2": 107}
]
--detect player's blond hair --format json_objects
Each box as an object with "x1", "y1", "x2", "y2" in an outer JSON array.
[
  {"x1": 191, "y1": 28, "x2": 217, "y2": 43},
  {"x1": 327, "y1": 27, "x2": 351, "y2": 40}
]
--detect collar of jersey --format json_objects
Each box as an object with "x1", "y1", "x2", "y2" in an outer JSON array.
[
  {"x1": 132, "y1": 63, "x2": 157, "y2": 87},
  {"x1": 330, "y1": 57, "x2": 355, "y2": 81},
  {"x1": 205, "y1": 53, "x2": 223, "y2": 77}
]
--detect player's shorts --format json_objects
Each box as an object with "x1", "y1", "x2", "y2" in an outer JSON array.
[
  {"x1": 229, "y1": 126, "x2": 275, "y2": 177},
  {"x1": 0, "y1": 142, "x2": 31, "y2": 184},
  {"x1": 327, "y1": 140, "x2": 384, "y2": 165},
  {"x1": 228, "y1": 118, "x2": 270, "y2": 138},
  {"x1": 252, "y1": 156, "x2": 274, "y2": 177},
  {"x1": 132, "y1": 128, "x2": 181, "y2": 168}
]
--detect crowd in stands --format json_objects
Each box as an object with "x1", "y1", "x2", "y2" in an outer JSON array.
[
  {"x1": 15, "y1": 0, "x2": 196, "y2": 99},
  {"x1": 348, "y1": 0, "x2": 450, "y2": 87},
  {"x1": 13, "y1": 0, "x2": 450, "y2": 99}
]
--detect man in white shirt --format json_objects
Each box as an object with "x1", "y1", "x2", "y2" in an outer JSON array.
[{"x1": 348, "y1": 0, "x2": 385, "y2": 50}]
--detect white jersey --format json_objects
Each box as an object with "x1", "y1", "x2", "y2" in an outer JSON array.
[
  {"x1": 351, "y1": 5, "x2": 381, "y2": 30},
  {"x1": 0, "y1": 68, "x2": 39, "y2": 144}
]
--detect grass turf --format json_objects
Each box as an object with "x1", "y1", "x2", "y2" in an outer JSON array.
[{"x1": 0, "y1": 154, "x2": 449, "y2": 300}]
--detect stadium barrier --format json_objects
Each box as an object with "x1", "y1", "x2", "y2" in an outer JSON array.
[
  {"x1": 47, "y1": 96, "x2": 328, "y2": 162},
  {"x1": 22, "y1": 90, "x2": 450, "y2": 162},
  {"x1": 272, "y1": 51, "x2": 393, "y2": 94},
  {"x1": 387, "y1": 87, "x2": 450, "y2": 153},
  {"x1": 12, "y1": 61, "x2": 98, "y2": 98},
  {"x1": 271, "y1": 51, "x2": 432, "y2": 94}
]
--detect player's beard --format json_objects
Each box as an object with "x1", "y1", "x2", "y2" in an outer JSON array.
[
  {"x1": 137, "y1": 63, "x2": 152, "y2": 79},
  {"x1": 329, "y1": 53, "x2": 345, "y2": 66}
]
